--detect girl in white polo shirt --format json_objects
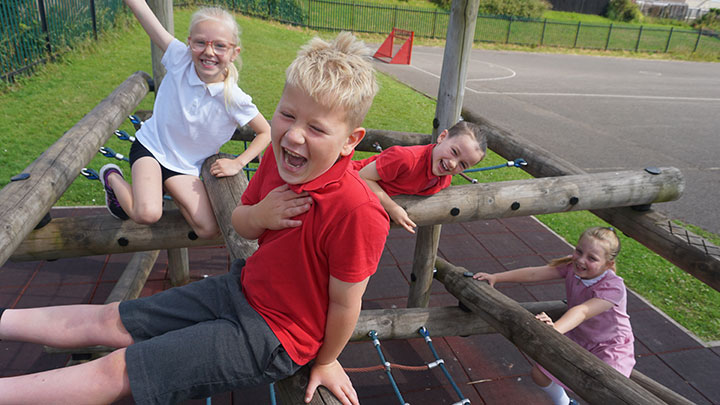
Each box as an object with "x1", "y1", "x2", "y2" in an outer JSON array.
[{"x1": 100, "y1": 0, "x2": 271, "y2": 239}]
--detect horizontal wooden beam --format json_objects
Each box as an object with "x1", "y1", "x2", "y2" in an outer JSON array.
[
  {"x1": 397, "y1": 167, "x2": 683, "y2": 227},
  {"x1": 0, "y1": 72, "x2": 151, "y2": 268},
  {"x1": 10, "y1": 209, "x2": 222, "y2": 262},
  {"x1": 351, "y1": 302, "x2": 567, "y2": 341},
  {"x1": 434, "y1": 258, "x2": 665, "y2": 404},
  {"x1": 11, "y1": 167, "x2": 683, "y2": 262}
]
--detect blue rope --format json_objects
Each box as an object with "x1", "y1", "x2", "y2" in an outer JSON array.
[
  {"x1": 99, "y1": 146, "x2": 129, "y2": 162},
  {"x1": 128, "y1": 114, "x2": 143, "y2": 130},
  {"x1": 463, "y1": 158, "x2": 527, "y2": 173},
  {"x1": 114, "y1": 129, "x2": 136, "y2": 143},
  {"x1": 80, "y1": 167, "x2": 99, "y2": 181},
  {"x1": 418, "y1": 327, "x2": 470, "y2": 405},
  {"x1": 269, "y1": 382, "x2": 277, "y2": 405},
  {"x1": 369, "y1": 330, "x2": 409, "y2": 405}
]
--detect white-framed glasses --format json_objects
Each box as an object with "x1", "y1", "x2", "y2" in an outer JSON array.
[{"x1": 189, "y1": 39, "x2": 235, "y2": 56}]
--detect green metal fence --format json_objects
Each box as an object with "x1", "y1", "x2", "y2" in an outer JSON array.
[
  {"x1": 0, "y1": 0, "x2": 124, "y2": 81},
  {"x1": 4, "y1": 0, "x2": 718, "y2": 81},
  {"x1": 295, "y1": 0, "x2": 718, "y2": 56}
]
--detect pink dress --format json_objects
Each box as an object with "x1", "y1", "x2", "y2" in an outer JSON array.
[{"x1": 540, "y1": 263, "x2": 635, "y2": 383}]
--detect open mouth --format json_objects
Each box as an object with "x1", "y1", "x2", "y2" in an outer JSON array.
[
  {"x1": 440, "y1": 159, "x2": 451, "y2": 174},
  {"x1": 200, "y1": 58, "x2": 218, "y2": 68},
  {"x1": 283, "y1": 148, "x2": 307, "y2": 169}
]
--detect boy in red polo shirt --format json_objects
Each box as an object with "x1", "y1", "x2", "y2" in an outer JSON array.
[
  {"x1": 353, "y1": 120, "x2": 487, "y2": 233},
  {"x1": 231, "y1": 32, "x2": 389, "y2": 404},
  {"x1": 0, "y1": 32, "x2": 387, "y2": 405}
]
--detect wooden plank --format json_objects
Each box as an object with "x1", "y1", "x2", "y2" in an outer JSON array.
[
  {"x1": 434, "y1": 257, "x2": 666, "y2": 404},
  {"x1": 10, "y1": 209, "x2": 221, "y2": 262},
  {"x1": 463, "y1": 109, "x2": 720, "y2": 293},
  {"x1": 351, "y1": 302, "x2": 568, "y2": 341},
  {"x1": 0, "y1": 71, "x2": 151, "y2": 268},
  {"x1": 200, "y1": 153, "x2": 258, "y2": 261}
]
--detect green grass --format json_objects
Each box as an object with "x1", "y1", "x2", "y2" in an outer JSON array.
[{"x1": 1, "y1": 8, "x2": 718, "y2": 342}]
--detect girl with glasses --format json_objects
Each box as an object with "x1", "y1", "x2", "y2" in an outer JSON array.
[{"x1": 99, "y1": 1, "x2": 271, "y2": 239}]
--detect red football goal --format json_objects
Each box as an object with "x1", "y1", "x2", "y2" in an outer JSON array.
[{"x1": 373, "y1": 28, "x2": 414, "y2": 65}]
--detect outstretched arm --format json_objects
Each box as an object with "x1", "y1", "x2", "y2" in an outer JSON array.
[
  {"x1": 304, "y1": 276, "x2": 369, "y2": 405},
  {"x1": 536, "y1": 298, "x2": 613, "y2": 334},
  {"x1": 473, "y1": 264, "x2": 562, "y2": 287},
  {"x1": 358, "y1": 162, "x2": 416, "y2": 234},
  {"x1": 231, "y1": 184, "x2": 312, "y2": 240},
  {"x1": 123, "y1": 0, "x2": 174, "y2": 51},
  {"x1": 210, "y1": 114, "x2": 272, "y2": 177}
]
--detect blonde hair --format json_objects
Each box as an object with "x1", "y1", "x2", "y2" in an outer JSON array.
[
  {"x1": 189, "y1": 7, "x2": 242, "y2": 110},
  {"x1": 549, "y1": 226, "x2": 621, "y2": 270},
  {"x1": 285, "y1": 31, "x2": 378, "y2": 128}
]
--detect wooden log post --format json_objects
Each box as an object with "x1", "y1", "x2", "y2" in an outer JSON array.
[
  {"x1": 147, "y1": 0, "x2": 173, "y2": 88},
  {"x1": 163, "y1": 199, "x2": 190, "y2": 286},
  {"x1": 200, "y1": 153, "x2": 258, "y2": 261},
  {"x1": 409, "y1": 0, "x2": 481, "y2": 309},
  {"x1": 10, "y1": 209, "x2": 220, "y2": 262},
  {"x1": 0, "y1": 72, "x2": 151, "y2": 268},
  {"x1": 463, "y1": 110, "x2": 720, "y2": 293},
  {"x1": 434, "y1": 258, "x2": 666, "y2": 404},
  {"x1": 11, "y1": 168, "x2": 683, "y2": 261}
]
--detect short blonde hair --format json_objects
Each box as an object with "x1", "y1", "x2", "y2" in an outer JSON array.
[{"x1": 285, "y1": 31, "x2": 378, "y2": 128}]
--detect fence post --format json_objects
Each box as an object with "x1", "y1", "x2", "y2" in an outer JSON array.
[
  {"x1": 573, "y1": 21, "x2": 581, "y2": 48},
  {"x1": 635, "y1": 25, "x2": 643, "y2": 52},
  {"x1": 505, "y1": 16, "x2": 512, "y2": 44},
  {"x1": 393, "y1": 5, "x2": 397, "y2": 29},
  {"x1": 90, "y1": 0, "x2": 98, "y2": 40},
  {"x1": 664, "y1": 26, "x2": 673, "y2": 53},
  {"x1": 540, "y1": 18, "x2": 547, "y2": 46},
  {"x1": 307, "y1": 0, "x2": 311, "y2": 26},
  {"x1": 37, "y1": 0, "x2": 53, "y2": 56},
  {"x1": 432, "y1": 9, "x2": 437, "y2": 39},
  {"x1": 605, "y1": 23, "x2": 613, "y2": 50},
  {"x1": 693, "y1": 28, "x2": 702, "y2": 53},
  {"x1": 351, "y1": 1, "x2": 354, "y2": 31}
]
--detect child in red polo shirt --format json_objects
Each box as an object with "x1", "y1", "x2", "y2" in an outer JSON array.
[
  {"x1": 353, "y1": 120, "x2": 487, "y2": 233},
  {"x1": 0, "y1": 32, "x2": 387, "y2": 405}
]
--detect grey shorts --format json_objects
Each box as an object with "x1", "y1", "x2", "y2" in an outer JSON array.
[{"x1": 119, "y1": 260, "x2": 301, "y2": 404}]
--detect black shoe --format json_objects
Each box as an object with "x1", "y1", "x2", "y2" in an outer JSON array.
[{"x1": 100, "y1": 164, "x2": 129, "y2": 220}]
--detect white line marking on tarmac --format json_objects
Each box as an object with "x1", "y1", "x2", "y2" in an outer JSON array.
[{"x1": 463, "y1": 89, "x2": 720, "y2": 102}]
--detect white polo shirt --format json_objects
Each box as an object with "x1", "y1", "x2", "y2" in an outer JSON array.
[{"x1": 136, "y1": 39, "x2": 260, "y2": 176}]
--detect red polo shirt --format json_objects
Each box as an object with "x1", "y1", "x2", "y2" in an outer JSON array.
[
  {"x1": 241, "y1": 146, "x2": 389, "y2": 365},
  {"x1": 352, "y1": 144, "x2": 451, "y2": 196}
]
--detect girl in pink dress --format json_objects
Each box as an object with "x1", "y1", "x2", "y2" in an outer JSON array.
[{"x1": 474, "y1": 226, "x2": 634, "y2": 405}]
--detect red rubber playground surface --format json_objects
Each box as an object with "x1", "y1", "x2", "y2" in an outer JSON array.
[{"x1": 1, "y1": 206, "x2": 718, "y2": 404}]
